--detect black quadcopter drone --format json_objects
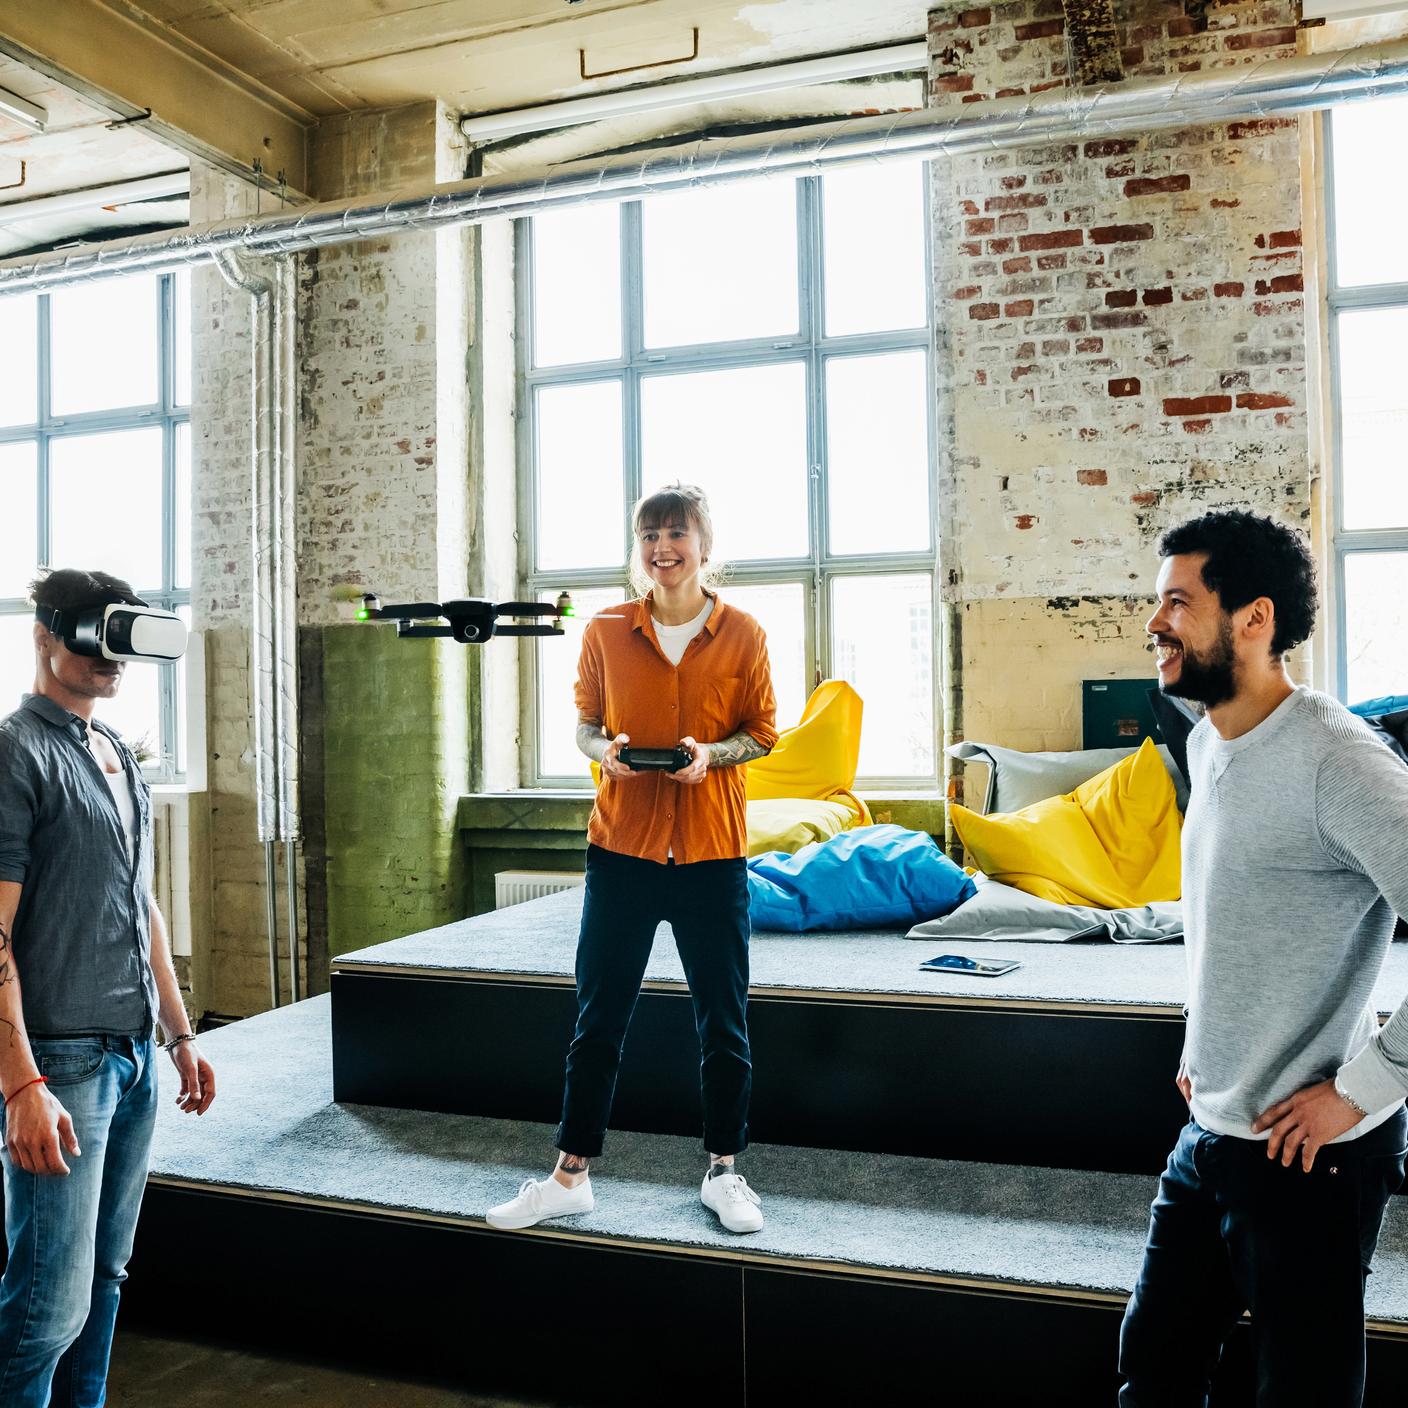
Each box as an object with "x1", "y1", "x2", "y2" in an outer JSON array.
[{"x1": 357, "y1": 591, "x2": 578, "y2": 643}]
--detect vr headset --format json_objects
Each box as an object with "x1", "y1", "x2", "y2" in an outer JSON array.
[{"x1": 35, "y1": 601, "x2": 188, "y2": 664}]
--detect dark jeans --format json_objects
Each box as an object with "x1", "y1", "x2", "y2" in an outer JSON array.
[
  {"x1": 556, "y1": 844, "x2": 752, "y2": 1159},
  {"x1": 1118, "y1": 1109, "x2": 1408, "y2": 1407}
]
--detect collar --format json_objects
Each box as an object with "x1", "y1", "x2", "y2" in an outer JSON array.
[
  {"x1": 629, "y1": 591, "x2": 724, "y2": 636},
  {"x1": 20, "y1": 693, "x2": 120, "y2": 747}
]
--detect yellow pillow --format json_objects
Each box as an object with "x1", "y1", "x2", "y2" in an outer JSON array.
[{"x1": 949, "y1": 737, "x2": 1181, "y2": 908}]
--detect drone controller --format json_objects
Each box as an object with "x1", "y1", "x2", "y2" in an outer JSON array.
[
  {"x1": 357, "y1": 592, "x2": 576, "y2": 643},
  {"x1": 619, "y1": 745, "x2": 693, "y2": 772}
]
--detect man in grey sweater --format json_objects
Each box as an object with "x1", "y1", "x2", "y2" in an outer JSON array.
[{"x1": 1118, "y1": 510, "x2": 1408, "y2": 1406}]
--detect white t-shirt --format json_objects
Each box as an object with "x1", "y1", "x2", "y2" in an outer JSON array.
[
  {"x1": 652, "y1": 596, "x2": 714, "y2": 666},
  {"x1": 94, "y1": 740, "x2": 137, "y2": 865}
]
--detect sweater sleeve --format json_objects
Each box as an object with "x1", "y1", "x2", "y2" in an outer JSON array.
[{"x1": 1318, "y1": 737, "x2": 1408, "y2": 1111}]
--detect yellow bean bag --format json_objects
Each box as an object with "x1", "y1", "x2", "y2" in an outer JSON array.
[
  {"x1": 948, "y1": 737, "x2": 1181, "y2": 908},
  {"x1": 746, "y1": 797, "x2": 860, "y2": 857}
]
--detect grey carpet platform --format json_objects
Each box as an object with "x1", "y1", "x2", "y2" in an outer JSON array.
[
  {"x1": 149, "y1": 994, "x2": 1408, "y2": 1327},
  {"x1": 333, "y1": 887, "x2": 1408, "y2": 1016}
]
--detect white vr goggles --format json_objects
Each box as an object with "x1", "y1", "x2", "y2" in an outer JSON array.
[{"x1": 36, "y1": 602, "x2": 188, "y2": 664}]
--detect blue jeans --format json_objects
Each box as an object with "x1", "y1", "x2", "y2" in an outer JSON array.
[
  {"x1": 0, "y1": 1035, "x2": 158, "y2": 1408},
  {"x1": 556, "y1": 845, "x2": 752, "y2": 1158},
  {"x1": 1118, "y1": 1111, "x2": 1407, "y2": 1407}
]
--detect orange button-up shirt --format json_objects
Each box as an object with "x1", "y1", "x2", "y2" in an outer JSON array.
[{"x1": 575, "y1": 593, "x2": 777, "y2": 865}]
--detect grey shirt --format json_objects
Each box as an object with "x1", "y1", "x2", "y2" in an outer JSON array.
[
  {"x1": 1183, "y1": 687, "x2": 1408, "y2": 1142},
  {"x1": 0, "y1": 694, "x2": 156, "y2": 1037}
]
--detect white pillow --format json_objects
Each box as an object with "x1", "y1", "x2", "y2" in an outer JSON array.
[{"x1": 947, "y1": 740, "x2": 1190, "y2": 815}]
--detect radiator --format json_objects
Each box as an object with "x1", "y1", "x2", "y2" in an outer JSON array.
[{"x1": 494, "y1": 870, "x2": 586, "y2": 909}]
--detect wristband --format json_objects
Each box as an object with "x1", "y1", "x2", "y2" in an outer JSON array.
[
  {"x1": 1334, "y1": 1075, "x2": 1369, "y2": 1118},
  {"x1": 3, "y1": 1074, "x2": 49, "y2": 1103},
  {"x1": 163, "y1": 1033, "x2": 197, "y2": 1053}
]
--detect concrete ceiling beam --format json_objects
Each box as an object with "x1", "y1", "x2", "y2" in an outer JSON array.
[{"x1": 0, "y1": 0, "x2": 311, "y2": 196}]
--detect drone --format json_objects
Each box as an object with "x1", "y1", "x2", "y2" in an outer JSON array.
[
  {"x1": 357, "y1": 592, "x2": 577, "y2": 643},
  {"x1": 357, "y1": 592, "x2": 579, "y2": 644}
]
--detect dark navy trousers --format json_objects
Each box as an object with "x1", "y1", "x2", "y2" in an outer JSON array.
[
  {"x1": 555, "y1": 844, "x2": 752, "y2": 1159},
  {"x1": 1119, "y1": 1109, "x2": 1407, "y2": 1407}
]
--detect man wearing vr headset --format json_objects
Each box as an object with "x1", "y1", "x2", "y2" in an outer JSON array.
[{"x1": 0, "y1": 569, "x2": 213, "y2": 1408}]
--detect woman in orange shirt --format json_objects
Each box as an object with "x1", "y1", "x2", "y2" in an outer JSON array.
[{"x1": 489, "y1": 484, "x2": 777, "y2": 1234}]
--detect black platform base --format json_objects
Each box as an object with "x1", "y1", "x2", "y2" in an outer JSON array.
[
  {"x1": 332, "y1": 969, "x2": 1188, "y2": 1176},
  {"x1": 124, "y1": 1183, "x2": 1408, "y2": 1407}
]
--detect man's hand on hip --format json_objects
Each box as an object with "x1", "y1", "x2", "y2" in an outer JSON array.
[
  {"x1": 1252, "y1": 1077, "x2": 1363, "y2": 1172},
  {"x1": 5, "y1": 1083, "x2": 81, "y2": 1176},
  {"x1": 169, "y1": 1041, "x2": 216, "y2": 1115}
]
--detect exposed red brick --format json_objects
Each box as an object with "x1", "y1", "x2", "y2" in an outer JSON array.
[
  {"x1": 1181, "y1": 288, "x2": 1208, "y2": 302},
  {"x1": 969, "y1": 303, "x2": 1000, "y2": 320},
  {"x1": 1225, "y1": 27, "x2": 1297, "y2": 49},
  {"x1": 1166, "y1": 16, "x2": 1206, "y2": 36},
  {"x1": 1259, "y1": 229, "x2": 1301, "y2": 248},
  {"x1": 1106, "y1": 161, "x2": 1137, "y2": 179},
  {"x1": 966, "y1": 217, "x2": 996, "y2": 236},
  {"x1": 1000, "y1": 175, "x2": 1028, "y2": 191},
  {"x1": 958, "y1": 241, "x2": 983, "y2": 257},
  {"x1": 1143, "y1": 287, "x2": 1174, "y2": 305},
  {"x1": 1125, "y1": 175, "x2": 1191, "y2": 198},
  {"x1": 1108, "y1": 377, "x2": 1142, "y2": 397},
  {"x1": 1270, "y1": 273, "x2": 1303, "y2": 293},
  {"x1": 1213, "y1": 281, "x2": 1244, "y2": 298},
  {"x1": 1226, "y1": 118, "x2": 1296, "y2": 140},
  {"x1": 1093, "y1": 311, "x2": 1148, "y2": 330},
  {"x1": 1182, "y1": 418, "x2": 1214, "y2": 434},
  {"x1": 1018, "y1": 229, "x2": 1083, "y2": 252},
  {"x1": 988, "y1": 237, "x2": 1015, "y2": 253},
  {"x1": 1105, "y1": 289, "x2": 1138, "y2": 308},
  {"x1": 1011, "y1": 364, "x2": 1039, "y2": 380},
  {"x1": 958, "y1": 7, "x2": 992, "y2": 25},
  {"x1": 1209, "y1": 198, "x2": 1240, "y2": 209},
  {"x1": 1163, "y1": 395, "x2": 1232, "y2": 416},
  {"x1": 1076, "y1": 337, "x2": 1104, "y2": 353},
  {"x1": 933, "y1": 73, "x2": 976, "y2": 94},
  {"x1": 1077, "y1": 469, "x2": 1109, "y2": 486},
  {"x1": 986, "y1": 193, "x2": 1049, "y2": 212},
  {"x1": 1083, "y1": 138, "x2": 1137, "y2": 158},
  {"x1": 1014, "y1": 18, "x2": 1065, "y2": 38},
  {"x1": 961, "y1": 93, "x2": 987, "y2": 104},
  {"x1": 954, "y1": 285, "x2": 983, "y2": 300},
  {"x1": 1253, "y1": 298, "x2": 1303, "y2": 317},
  {"x1": 1014, "y1": 514, "x2": 1039, "y2": 529},
  {"x1": 1004, "y1": 299, "x2": 1035, "y2": 317},
  {"x1": 960, "y1": 199, "x2": 980, "y2": 216},
  {"x1": 1121, "y1": 45, "x2": 1146, "y2": 67},
  {"x1": 1131, "y1": 491, "x2": 1159, "y2": 507},
  {"x1": 1091, "y1": 224, "x2": 1155, "y2": 244},
  {"x1": 1236, "y1": 392, "x2": 1294, "y2": 410}
]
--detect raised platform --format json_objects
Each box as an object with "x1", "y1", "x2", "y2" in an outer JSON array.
[
  {"x1": 132, "y1": 996, "x2": 1408, "y2": 1404},
  {"x1": 329, "y1": 890, "x2": 1408, "y2": 1176}
]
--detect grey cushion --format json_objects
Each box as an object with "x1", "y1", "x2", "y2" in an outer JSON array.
[
  {"x1": 906, "y1": 877, "x2": 1184, "y2": 945},
  {"x1": 947, "y1": 739, "x2": 1191, "y2": 815}
]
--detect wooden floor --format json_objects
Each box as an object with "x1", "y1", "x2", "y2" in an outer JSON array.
[{"x1": 109, "y1": 1329, "x2": 557, "y2": 1407}]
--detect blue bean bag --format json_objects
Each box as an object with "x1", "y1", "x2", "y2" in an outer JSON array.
[
  {"x1": 1349, "y1": 695, "x2": 1408, "y2": 717},
  {"x1": 747, "y1": 824, "x2": 978, "y2": 932}
]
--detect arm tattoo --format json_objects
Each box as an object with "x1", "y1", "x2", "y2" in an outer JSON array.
[
  {"x1": 708, "y1": 730, "x2": 770, "y2": 769},
  {"x1": 0, "y1": 920, "x2": 16, "y2": 1048},
  {"x1": 576, "y1": 718, "x2": 611, "y2": 764}
]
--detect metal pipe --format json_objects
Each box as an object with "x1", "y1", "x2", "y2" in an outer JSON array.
[
  {"x1": 460, "y1": 41, "x2": 929, "y2": 143},
  {"x1": 285, "y1": 839, "x2": 300, "y2": 1004},
  {"x1": 0, "y1": 171, "x2": 188, "y2": 226},
  {"x1": 4, "y1": 40, "x2": 1408, "y2": 293},
  {"x1": 215, "y1": 249, "x2": 282, "y2": 1009}
]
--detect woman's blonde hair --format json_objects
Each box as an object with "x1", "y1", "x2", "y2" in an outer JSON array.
[{"x1": 628, "y1": 483, "x2": 726, "y2": 597}]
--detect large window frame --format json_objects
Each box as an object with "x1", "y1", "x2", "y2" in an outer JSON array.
[
  {"x1": 0, "y1": 273, "x2": 190, "y2": 782},
  {"x1": 1325, "y1": 109, "x2": 1408, "y2": 705},
  {"x1": 515, "y1": 173, "x2": 939, "y2": 791}
]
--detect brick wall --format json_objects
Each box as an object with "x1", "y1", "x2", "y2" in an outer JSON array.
[{"x1": 928, "y1": 0, "x2": 1310, "y2": 768}]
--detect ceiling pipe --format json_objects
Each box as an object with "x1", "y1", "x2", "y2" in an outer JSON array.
[
  {"x1": 0, "y1": 82, "x2": 46, "y2": 133},
  {"x1": 460, "y1": 41, "x2": 929, "y2": 143},
  {"x1": 0, "y1": 170, "x2": 189, "y2": 226},
  {"x1": 3, "y1": 40, "x2": 1408, "y2": 292}
]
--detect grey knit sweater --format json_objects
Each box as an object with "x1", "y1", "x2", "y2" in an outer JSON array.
[{"x1": 1183, "y1": 687, "x2": 1408, "y2": 1141}]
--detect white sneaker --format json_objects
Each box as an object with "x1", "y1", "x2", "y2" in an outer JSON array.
[
  {"x1": 486, "y1": 1175, "x2": 594, "y2": 1230},
  {"x1": 700, "y1": 1170, "x2": 764, "y2": 1233}
]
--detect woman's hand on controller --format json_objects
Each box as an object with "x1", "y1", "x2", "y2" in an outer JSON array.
[
  {"x1": 672, "y1": 736, "x2": 709, "y2": 785},
  {"x1": 601, "y1": 733, "x2": 639, "y2": 781}
]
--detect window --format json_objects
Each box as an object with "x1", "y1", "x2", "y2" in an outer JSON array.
[
  {"x1": 1327, "y1": 100, "x2": 1408, "y2": 706},
  {"x1": 0, "y1": 271, "x2": 191, "y2": 780},
  {"x1": 519, "y1": 163, "x2": 936, "y2": 787}
]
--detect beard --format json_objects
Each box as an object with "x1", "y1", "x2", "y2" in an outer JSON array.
[{"x1": 1160, "y1": 617, "x2": 1237, "y2": 708}]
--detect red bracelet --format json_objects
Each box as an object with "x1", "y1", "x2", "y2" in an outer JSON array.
[{"x1": 3, "y1": 1075, "x2": 48, "y2": 1103}]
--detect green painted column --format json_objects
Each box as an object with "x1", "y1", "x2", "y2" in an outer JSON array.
[{"x1": 321, "y1": 624, "x2": 468, "y2": 958}]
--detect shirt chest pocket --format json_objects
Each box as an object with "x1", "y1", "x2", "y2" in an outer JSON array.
[{"x1": 686, "y1": 676, "x2": 745, "y2": 739}]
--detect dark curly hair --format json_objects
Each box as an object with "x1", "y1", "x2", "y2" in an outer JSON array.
[
  {"x1": 29, "y1": 568, "x2": 145, "y2": 615},
  {"x1": 1157, "y1": 510, "x2": 1317, "y2": 658}
]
